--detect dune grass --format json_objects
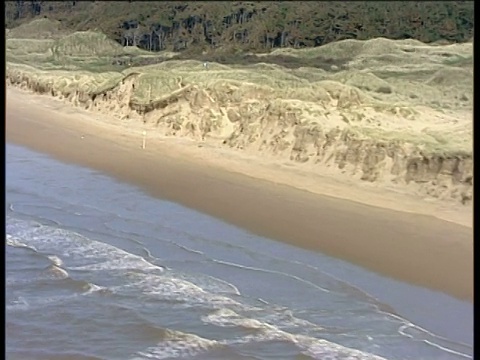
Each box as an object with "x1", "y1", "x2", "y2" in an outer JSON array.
[
  {"x1": 5, "y1": 25, "x2": 472, "y2": 156},
  {"x1": 5, "y1": 18, "x2": 65, "y2": 39}
]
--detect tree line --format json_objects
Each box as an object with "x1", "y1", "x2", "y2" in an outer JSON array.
[{"x1": 5, "y1": 1, "x2": 474, "y2": 53}]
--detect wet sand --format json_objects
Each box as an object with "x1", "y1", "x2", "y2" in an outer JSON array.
[{"x1": 6, "y1": 87, "x2": 473, "y2": 302}]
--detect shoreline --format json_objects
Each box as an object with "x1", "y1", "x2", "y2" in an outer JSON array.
[{"x1": 6, "y1": 87, "x2": 473, "y2": 302}]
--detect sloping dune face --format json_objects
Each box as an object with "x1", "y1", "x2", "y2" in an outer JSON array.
[{"x1": 6, "y1": 20, "x2": 473, "y2": 205}]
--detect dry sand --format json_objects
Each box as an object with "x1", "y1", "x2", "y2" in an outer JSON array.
[{"x1": 6, "y1": 86, "x2": 473, "y2": 302}]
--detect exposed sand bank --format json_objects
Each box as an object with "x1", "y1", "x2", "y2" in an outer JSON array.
[{"x1": 6, "y1": 87, "x2": 473, "y2": 302}]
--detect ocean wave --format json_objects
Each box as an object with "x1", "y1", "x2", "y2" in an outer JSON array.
[
  {"x1": 132, "y1": 329, "x2": 221, "y2": 360},
  {"x1": 200, "y1": 308, "x2": 387, "y2": 360},
  {"x1": 120, "y1": 321, "x2": 172, "y2": 343},
  {"x1": 131, "y1": 323, "x2": 387, "y2": 360},
  {"x1": 6, "y1": 233, "x2": 38, "y2": 251},
  {"x1": 210, "y1": 258, "x2": 331, "y2": 294},
  {"x1": 399, "y1": 324, "x2": 472, "y2": 359},
  {"x1": 6, "y1": 279, "x2": 104, "y2": 312},
  {"x1": 127, "y1": 273, "x2": 390, "y2": 359},
  {"x1": 54, "y1": 277, "x2": 105, "y2": 294},
  {"x1": 6, "y1": 216, "x2": 243, "y2": 309},
  {"x1": 3, "y1": 216, "x2": 392, "y2": 359},
  {"x1": 7, "y1": 350, "x2": 104, "y2": 360},
  {"x1": 175, "y1": 271, "x2": 241, "y2": 296},
  {"x1": 203, "y1": 308, "x2": 274, "y2": 331},
  {"x1": 6, "y1": 215, "x2": 165, "y2": 274},
  {"x1": 6, "y1": 215, "x2": 470, "y2": 359},
  {"x1": 6, "y1": 292, "x2": 75, "y2": 311},
  {"x1": 70, "y1": 255, "x2": 161, "y2": 272},
  {"x1": 123, "y1": 272, "x2": 242, "y2": 308},
  {"x1": 43, "y1": 264, "x2": 69, "y2": 279},
  {"x1": 47, "y1": 254, "x2": 64, "y2": 267},
  {"x1": 200, "y1": 305, "x2": 472, "y2": 360},
  {"x1": 203, "y1": 256, "x2": 472, "y2": 358}
]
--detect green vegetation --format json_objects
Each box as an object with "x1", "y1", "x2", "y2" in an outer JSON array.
[
  {"x1": 5, "y1": 1, "x2": 474, "y2": 55},
  {"x1": 5, "y1": 13, "x2": 472, "y2": 159}
]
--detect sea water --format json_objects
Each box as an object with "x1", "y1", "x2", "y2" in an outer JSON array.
[{"x1": 6, "y1": 143, "x2": 473, "y2": 360}]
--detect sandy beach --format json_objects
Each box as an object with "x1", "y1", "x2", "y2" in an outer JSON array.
[{"x1": 6, "y1": 86, "x2": 473, "y2": 302}]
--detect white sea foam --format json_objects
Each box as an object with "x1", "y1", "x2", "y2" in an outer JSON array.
[
  {"x1": 203, "y1": 308, "x2": 267, "y2": 330},
  {"x1": 44, "y1": 264, "x2": 69, "y2": 279},
  {"x1": 123, "y1": 272, "x2": 244, "y2": 309},
  {"x1": 132, "y1": 330, "x2": 220, "y2": 360},
  {"x1": 7, "y1": 279, "x2": 104, "y2": 312},
  {"x1": 211, "y1": 258, "x2": 331, "y2": 293},
  {"x1": 71, "y1": 256, "x2": 160, "y2": 272},
  {"x1": 6, "y1": 216, "x2": 243, "y2": 311},
  {"x1": 399, "y1": 324, "x2": 472, "y2": 359},
  {"x1": 84, "y1": 283, "x2": 105, "y2": 294},
  {"x1": 47, "y1": 255, "x2": 63, "y2": 267},
  {"x1": 176, "y1": 272, "x2": 241, "y2": 296},
  {"x1": 6, "y1": 216, "x2": 164, "y2": 274},
  {"x1": 7, "y1": 293, "x2": 75, "y2": 311},
  {"x1": 131, "y1": 316, "x2": 388, "y2": 360},
  {"x1": 6, "y1": 234, "x2": 37, "y2": 251},
  {"x1": 298, "y1": 336, "x2": 388, "y2": 360},
  {"x1": 199, "y1": 308, "x2": 388, "y2": 359}
]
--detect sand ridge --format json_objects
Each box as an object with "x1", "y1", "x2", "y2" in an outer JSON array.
[{"x1": 6, "y1": 86, "x2": 473, "y2": 302}]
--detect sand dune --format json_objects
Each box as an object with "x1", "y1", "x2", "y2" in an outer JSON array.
[{"x1": 6, "y1": 20, "x2": 473, "y2": 208}]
